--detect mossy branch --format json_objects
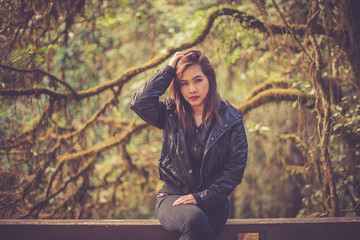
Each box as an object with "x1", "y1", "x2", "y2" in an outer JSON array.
[
  {"x1": 56, "y1": 87, "x2": 122, "y2": 141},
  {"x1": 0, "y1": 99, "x2": 53, "y2": 149},
  {"x1": 57, "y1": 121, "x2": 148, "y2": 163},
  {"x1": 19, "y1": 155, "x2": 98, "y2": 219},
  {"x1": 278, "y1": 133, "x2": 309, "y2": 153},
  {"x1": 237, "y1": 87, "x2": 360, "y2": 141},
  {"x1": 22, "y1": 120, "x2": 149, "y2": 218},
  {"x1": 0, "y1": 64, "x2": 78, "y2": 96},
  {"x1": 237, "y1": 88, "x2": 309, "y2": 116},
  {"x1": 0, "y1": 6, "x2": 331, "y2": 100},
  {"x1": 245, "y1": 79, "x2": 291, "y2": 101}
]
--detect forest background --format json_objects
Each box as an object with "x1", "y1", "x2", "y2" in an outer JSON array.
[{"x1": 0, "y1": 0, "x2": 359, "y2": 219}]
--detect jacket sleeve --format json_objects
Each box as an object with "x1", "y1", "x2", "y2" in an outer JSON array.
[
  {"x1": 193, "y1": 120, "x2": 248, "y2": 208},
  {"x1": 130, "y1": 65, "x2": 175, "y2": 129}
]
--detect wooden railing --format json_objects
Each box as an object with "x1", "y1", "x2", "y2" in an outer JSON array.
[{"x1": 0, "y1": 217, "x2": 359, "y2": 240}]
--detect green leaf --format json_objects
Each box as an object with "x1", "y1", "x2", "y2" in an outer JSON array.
[
  {"x1": 50, "y1": 44, "x2": 59, "y2": 49},
  {"x1": 292, "y1": 101, "x2": 298, "y2": 109},
  {"x1": 34, "y1": 54, "x2": 44, "y2": 62},
  {"x1": 36, "y1": 46, "x2": 50, "y2": 54}
]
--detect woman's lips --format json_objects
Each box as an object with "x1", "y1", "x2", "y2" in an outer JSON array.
[{"x1": 189, "y1": 96, "x2": 200, "y2": 101}]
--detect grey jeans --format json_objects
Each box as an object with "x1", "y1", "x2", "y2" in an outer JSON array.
[{"x1": 155, "y1": 194, "x2": 230, "y2": 240}]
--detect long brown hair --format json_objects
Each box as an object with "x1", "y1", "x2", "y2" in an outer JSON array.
[{"x1": 169, "y1": 50, "x2": 221, "y2": 136}]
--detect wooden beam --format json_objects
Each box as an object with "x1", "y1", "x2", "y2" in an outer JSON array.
[{"x1": 0, "y1": 217, "x2": 359, "y2": 240}]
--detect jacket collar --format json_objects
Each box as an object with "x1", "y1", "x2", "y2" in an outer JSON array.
[
  {"x1": 219, "y1": 99, "x2": 243, "y2": 126},
  {"x1": 165, "y1": 97, "x2": 243, "y2": 128},
  {"x1": 205, "y1": 99, "x2": 243, "y2": 157},
  {"x1": 164, "y1": 97, "x2": 243, "y2": 157}
]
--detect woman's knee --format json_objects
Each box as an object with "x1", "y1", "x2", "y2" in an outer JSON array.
[
  {"x1": 181, "y1": 211, "x2": 204, "y2": 229},
  {"x1": 179, "y1": 210, "x2": 215, "y2": 239}
]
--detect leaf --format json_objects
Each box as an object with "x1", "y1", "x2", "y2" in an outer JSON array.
[
  {"x1": 50, "y1": 44, "x2": 59, "y2": 49},
  {"x1": 259, "y1": 126, "x2": 270, "y2": 134},
  {"x1": 34, "y1": 54, "x2": 44, "y2": 62},
  {"x1": 36, "y1": 46, "x2": 51, "y2": 54},
  {"x1": 292, "y1": 101, "x2": 298, "y2": 109},
  {"x1": 241, "y1": 38, "x2": 248, "y2": 49}
]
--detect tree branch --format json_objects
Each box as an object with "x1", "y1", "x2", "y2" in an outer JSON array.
[
  {"x1": 271, "y1": 0, "x2": 313, "y2": 62},
  {"x1": 0, "y1": 64, "x2": 78, "y2": 96},
  {"x1": 245, "y1": 79, "x2": 291, "y2": 101},
  {"x1": 0, "y1": 6, "x2": 331, "y2": 100},
  {"x1": 19, "y1": 155, "x2": 97, "y2": 219},
  {"x1": 307, "y1": 0, "x2": 339, "y2": 217},
  {"x1": 237, "y1": 88, "x2": 309, "y2": 116},
  {"x1": 57, "y1": 121, "x2": 148, "y2": 164}
]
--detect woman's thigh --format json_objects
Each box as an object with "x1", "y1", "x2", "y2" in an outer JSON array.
[
  {"x1": 156, "y1": 194, "x2": 209, "y2": 232},
  {"x1": 155, "y1": 194, "x2": 229, "y2": 237}
]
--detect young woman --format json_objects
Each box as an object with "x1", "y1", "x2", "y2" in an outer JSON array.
[{"x1": 130, "y1": 50, "x2": 248, "y2": 240}]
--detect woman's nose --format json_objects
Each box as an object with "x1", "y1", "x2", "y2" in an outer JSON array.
[{"x1": 189, "y1": 84, "x2": 197, "y2": 93}]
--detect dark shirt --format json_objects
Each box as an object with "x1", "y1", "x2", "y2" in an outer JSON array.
[
  {"x1": 185, "y1": 121, "x2": 208, "y2": 189},
  {"x1": 159, "y1": 118, "x2": 215, "y2": 206}
]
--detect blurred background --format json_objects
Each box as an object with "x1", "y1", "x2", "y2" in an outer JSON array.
[{"x1": 0, "y1": 0, "x2": 359, "y2": 219}]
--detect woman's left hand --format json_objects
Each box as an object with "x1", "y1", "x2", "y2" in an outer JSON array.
[
  {"x1": 169, "y1": 52, "x2": 185, "y2": 68},
  {"x1": 173, "y1": 194, "x2": 197, "y2": 206}
]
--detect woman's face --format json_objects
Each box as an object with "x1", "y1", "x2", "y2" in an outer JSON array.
[{"x1": 178, "y1": 64, "x2": 209, "y2": 112}]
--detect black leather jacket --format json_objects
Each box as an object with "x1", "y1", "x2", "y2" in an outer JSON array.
[{"x1": 130, "y1": 65, "x2": 248, "y2": 208}]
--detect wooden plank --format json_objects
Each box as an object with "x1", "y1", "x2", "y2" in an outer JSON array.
[
  {"x1": 219, "y1": 218, "x2": 360, "y2": 240},
  {"x1": 0, "y1": 217, "x2": 359, "y2": 240},
  {"x1": 0, "y1": 219, "x2": 179, "y2": 240}
]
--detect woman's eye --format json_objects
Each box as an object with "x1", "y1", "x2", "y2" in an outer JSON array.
[
  {"x1": 180, "y1": 82, "x2": 188, "y2": 86},
  {"x1": 195, "y1": 78, "x2": 202, "y2": 83}
]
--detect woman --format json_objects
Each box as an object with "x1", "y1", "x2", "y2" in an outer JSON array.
[{"x1": 130, "y1": 50, "x2": 247, "y2": 240}]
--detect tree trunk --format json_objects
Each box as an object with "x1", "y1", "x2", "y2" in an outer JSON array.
[{"x1": 338, "y1": 0, "x2": 360, "y2": 96}]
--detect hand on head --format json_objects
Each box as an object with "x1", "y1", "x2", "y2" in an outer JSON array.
[{"x1": 169, "y1": 52, "x2": 185, "y2": 69}]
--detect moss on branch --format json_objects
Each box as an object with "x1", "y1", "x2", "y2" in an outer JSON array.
[
  {"x1": 237, "y1": 87, "x2": 360, "y2": 141},
  {"x1": 237, "y1": 88, "x2": 309, "y2": 116},
  {"x1": 245, "y1": 79, "x2": 291, "y2": 101},
  {"x1": 57, "y1": 121, "x2": 148, "y2": 163},
  {"x1": 0, "y1": 6, "x2": 331, "y2": 100}
]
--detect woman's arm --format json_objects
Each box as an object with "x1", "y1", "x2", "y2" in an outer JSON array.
[
  {"x1": 130, "y1": 65, "x2": 174, "y2": 129},
  {"x1": 130, "y1": 52, "x2": 184, "y2": 129}
]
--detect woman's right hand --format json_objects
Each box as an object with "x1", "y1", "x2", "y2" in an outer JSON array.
[{"x1": 169, "y1": 52, "x2": 185, "y2": 69}]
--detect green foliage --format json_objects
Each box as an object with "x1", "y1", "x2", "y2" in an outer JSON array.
[
  {"x1": 1, "y1": 0, "x2": 359, "y2": 219},
  {"x1": 247, "y1": 122, "x2": 270, "y2": 135}
]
